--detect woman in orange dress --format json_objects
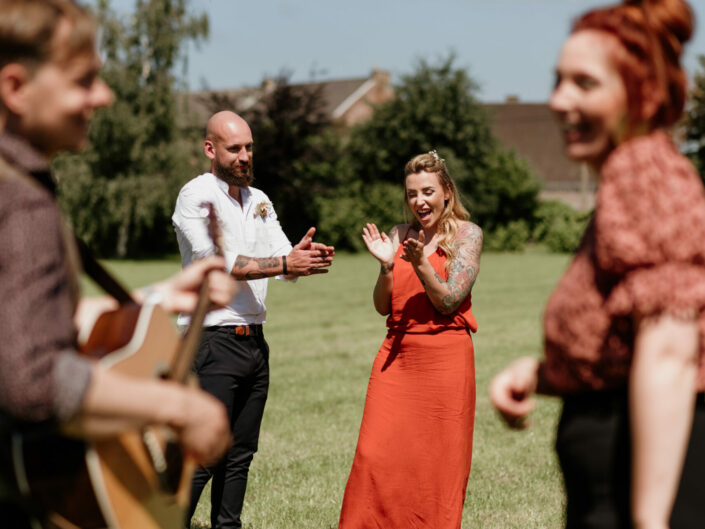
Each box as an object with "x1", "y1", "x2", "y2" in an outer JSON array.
[
  {"x1": 339, "y1": 151, "x2": 483, "y2": 529},
  {"x1": 490, "y1": 1, "x2": 705, "y2": 527}
]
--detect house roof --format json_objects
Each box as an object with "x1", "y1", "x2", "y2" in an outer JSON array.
[
  {"x1": 484, "y1": 102, "x2": 592, "y2": 190},
  {"x1": 176, "y1": 74, "x2": 380, "y2": 132},
  {"x1": 293, "y1": 76, "x2": 375, "y2": 119}
]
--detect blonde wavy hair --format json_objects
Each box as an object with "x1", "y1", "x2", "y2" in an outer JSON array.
[{"x1": 403, "y1": 151, "x2": 470, "y2": 268}]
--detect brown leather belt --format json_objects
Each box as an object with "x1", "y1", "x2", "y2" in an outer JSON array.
[{"x1": 204, "y1": 324, "x2": 263, "y2": 336}]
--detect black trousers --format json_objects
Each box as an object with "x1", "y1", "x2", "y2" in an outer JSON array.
[
  {"x1": 556, "y1": 391, "x2": 705, "y2": 529},
  {"x1": 186, "y1": 327, "x2": 269, "y2": 529}
]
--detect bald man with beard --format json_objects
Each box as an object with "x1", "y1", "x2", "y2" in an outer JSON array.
[{"x1": 172, "y1": 111, "x2": 334, "y2": 529}]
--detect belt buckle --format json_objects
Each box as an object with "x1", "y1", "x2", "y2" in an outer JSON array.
[{"x1": 235, "y1": 326, "x2": 246, "y2": 336}]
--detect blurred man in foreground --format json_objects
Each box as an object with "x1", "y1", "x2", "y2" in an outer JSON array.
[{"x1": 0, "y1": 1, "x2": 236, "y2": 526}]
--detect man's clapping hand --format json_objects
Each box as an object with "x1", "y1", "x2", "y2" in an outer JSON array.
[{"x1": 285, "y1": 227, "x2": 335, "y2": 276}]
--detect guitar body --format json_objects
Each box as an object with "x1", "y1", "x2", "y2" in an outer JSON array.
[
  {"x1": 12, "y1": 203, "x2": 221, "y2": 528},
  {"x1": 13, "y1": 302, "x2": 193, "y2": 529}
]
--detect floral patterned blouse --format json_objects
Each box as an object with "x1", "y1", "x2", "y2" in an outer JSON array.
[{"x1": 541, "y1": 130, "x2": 705, "y2": 394}]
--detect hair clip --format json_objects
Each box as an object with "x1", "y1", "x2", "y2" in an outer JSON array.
[{"x1": 429, "y1": 150, "x2": 445, "y2": 163}]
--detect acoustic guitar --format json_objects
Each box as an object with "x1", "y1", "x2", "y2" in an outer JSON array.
[{"x1": 11, "y1": 202, "x2": 224, "y2": 529}]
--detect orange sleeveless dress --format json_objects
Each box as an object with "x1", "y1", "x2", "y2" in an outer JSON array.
[{"x1": 339, "y1": 244, "x2": 477, "y2": 529}]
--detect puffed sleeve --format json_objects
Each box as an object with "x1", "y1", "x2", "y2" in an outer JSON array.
[{"x1": 595, "y1": 131, "x2": 705, "y2": 318}]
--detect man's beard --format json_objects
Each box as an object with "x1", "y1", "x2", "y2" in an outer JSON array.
[{"x1": 214, "y1": 160, "x2": 254, "y2": 187}]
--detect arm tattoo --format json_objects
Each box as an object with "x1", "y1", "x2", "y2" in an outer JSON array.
[
  {"x1": 234, "y1": 255, "x2": 252, "y2": 269},
  {"x1": 435, "y1": 223, "x2": 483, "y2": 314},
  {"x1": 256, "y1": 257, "x2": 281, "y2": 270},
  {"x1": 233, "y1": 255, "x2": 283, "y2": 280}
]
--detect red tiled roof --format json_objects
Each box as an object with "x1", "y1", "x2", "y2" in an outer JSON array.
[{"x1": 484, "y1": 102, "x2": 591, "y2": 190}]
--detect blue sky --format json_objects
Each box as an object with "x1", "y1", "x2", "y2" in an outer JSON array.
[{"x1": 99, "y1": 0, "x2": 705, "y2": 103}]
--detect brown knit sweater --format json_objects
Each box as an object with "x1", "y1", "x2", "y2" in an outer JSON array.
[{"x1": 0, "y1": 132, "x2": 91, "y2": 424}]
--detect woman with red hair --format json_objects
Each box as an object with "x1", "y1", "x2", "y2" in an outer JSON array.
[{"x1": 490, "y1": 0, "x2": 704, "y2": 527}]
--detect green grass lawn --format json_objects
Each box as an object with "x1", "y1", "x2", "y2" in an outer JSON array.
[{"x1": 85, "y1": 249, "x2": 571, "y2": 528}]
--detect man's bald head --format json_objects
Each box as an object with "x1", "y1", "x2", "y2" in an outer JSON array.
[
  {"x1": 204, "y1": 111, "x2": 254, "y2": 188},
  {"x1": 206, "y1": 111, "x2": 249, "y2": 142}
]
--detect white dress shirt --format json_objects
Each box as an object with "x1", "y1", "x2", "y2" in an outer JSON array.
[{"x1": 172, "y1": 172, "x2": 293, "y2": 327}]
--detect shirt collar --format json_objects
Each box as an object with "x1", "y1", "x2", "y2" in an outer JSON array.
[
  {"x1": 210, "y1": 173, "x2": 252, "y2": 208},
  {"x1": 0, "y1": 131, "x2": 55, "y2": 194}
]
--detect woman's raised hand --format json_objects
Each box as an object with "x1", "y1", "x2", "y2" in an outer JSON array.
[
  {"x1": 362, "y1": 223, "x2": 395, "y2": 266},
  {"x1": 401, "y1": 229, "x2": 426, "y2": 266}
]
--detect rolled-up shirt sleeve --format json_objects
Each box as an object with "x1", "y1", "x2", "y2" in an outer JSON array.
[
  {"x1": 0, "y1": 183, "x2": 92, "y2": 423},
  {"x1": 172, "y1": 183, "x2": 243, "y2": 276},
  {"x1": 263, "y1": 200, "x2": 294, "y2": 281}
]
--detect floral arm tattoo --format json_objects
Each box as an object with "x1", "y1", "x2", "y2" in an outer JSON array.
[
  {"x1": 432, "y1": 223, "x2": 482, "y2": 314},
  {"x1": 232, "y1": 255, "x2": 284, "y2": 280}
]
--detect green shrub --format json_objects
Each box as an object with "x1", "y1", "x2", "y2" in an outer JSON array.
[
  {"x1": 484, "y1": 219, "x2": 530, "y2": 252},
  {"x1": 315, "y1": 181, "x2": 402, "y2": 251},
  {"x1": 533, "y1": 200, "x2": 590, "y2": 253}
]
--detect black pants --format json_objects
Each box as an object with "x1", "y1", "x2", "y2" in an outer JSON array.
[
  {"x1": 186, "y1": 327, "x2": 270, "y2": 529},
  {"x1": 556, "y1": 391, "x2": 705, "y2": 529}
]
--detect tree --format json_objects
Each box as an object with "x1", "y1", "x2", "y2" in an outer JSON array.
[
  {"x1": 199, "y1": 74, "x2": 342, "y2": 241},
  {"x1": 339, "y1": 54, "x2": 540, "y2": 243},
  {"x1": 56, "y1": 0, "x2": 208, "y2": 257},
  {"x1": 243, "y1": 76, "x2": 339, "y2": 240},
  {"x1": 686, "y1": 55, "x2": 705, "y2": 178},
  {"x1": 346, "y1": 54, "x2": 493, "y2": 187}
]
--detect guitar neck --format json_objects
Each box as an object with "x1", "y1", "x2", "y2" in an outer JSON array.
[
  {"x1": 76, "y1": 236, "x2": 134, "y2": 305},
  {"x1": 169, "y1": 280, "x2": 211, "y2": 383},
  {"x1": 169, "y1": 202, "x2": 224, "y2": 384}
]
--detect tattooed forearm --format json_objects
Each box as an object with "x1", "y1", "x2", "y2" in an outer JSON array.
[
  {"x1": 234, "y1": 255, "x2": 252, "y2": 269},
  {"x1": 437, "y1": 262, "x2": 478, "y2": 313},
  {"x1": 256, "y1": 257, "x2": 281, "y2": 270},
  {"x1": 232, "y1": 254, "x2": 285, "y2": 280},
  {"x1": 427, "y1": 222, "x2": 482, "y2": 314}
]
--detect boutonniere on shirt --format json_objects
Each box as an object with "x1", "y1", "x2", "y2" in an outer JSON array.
[{"x1": 254, "y1": 201, "x2": 271, "y2": 219}]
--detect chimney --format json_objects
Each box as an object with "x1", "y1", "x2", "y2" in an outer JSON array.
[
  {"x1": 371, "y1": 68, "x2": 391, "y2": 86},
  {"x1": 261, "y1": 78, "x2": 276, "y2": 93}
]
